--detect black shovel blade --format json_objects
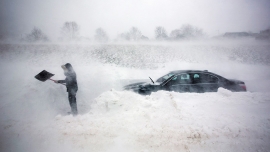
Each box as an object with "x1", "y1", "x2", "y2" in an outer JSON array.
[{"x1": 35, "y1": 70, "x2": 54, "y2": 82}]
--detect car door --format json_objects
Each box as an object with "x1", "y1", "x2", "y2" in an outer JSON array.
[
  {"x1": 190, "y1": 73, "x2": 219, "y2": 92},
  {"x1": 164, "y1": 73, "x2": 192, "y2": 92}
]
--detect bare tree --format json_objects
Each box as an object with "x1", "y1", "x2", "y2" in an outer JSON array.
[
  {"x1": 129, "y1": 27, "x2": 142, "y2": 41},
  {"x1": 180, "y1": 24, "x2": 204, "y2": 38},
  {"x1": 25, "y1": 27, "x2": 49, "y2": 42},
  {"x1": 116, "y1": 27, "x2": 147, "y2": 41},
  {"x1": 169, "y1": 29, "x2": 183, "y2": 40},
  {"x1": 170, "y1": 24, "x2": 204, "y2": 40},
  {"x1": 155, "y1": 26, "x2": 168, "y2": 40},
  {"x1": 94, "y1": 28, "x2": 109, "y2": 43},
  {"x1": 61, "y1": 22, "x2": 79, "y2": 40}
]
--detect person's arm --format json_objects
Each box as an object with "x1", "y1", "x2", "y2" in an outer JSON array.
[{"x1": 56, "y1": 80, "x2": 66, "y2": 84}]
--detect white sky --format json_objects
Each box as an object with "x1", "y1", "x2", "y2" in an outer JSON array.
[{"x1": 1, "y1": 0, "x2": 270, "y2": 39}]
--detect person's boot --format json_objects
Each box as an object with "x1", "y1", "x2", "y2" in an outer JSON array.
[{"x1": 71, "y1": 103, "x2": 78, "y2": 116}]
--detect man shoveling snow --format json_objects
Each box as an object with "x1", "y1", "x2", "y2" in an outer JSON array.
[{"x1": 54, "y1": 63, "x2": 78, "y2": 116}]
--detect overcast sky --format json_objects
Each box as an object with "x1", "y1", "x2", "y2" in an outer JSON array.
[{"x1": 1, "y1": 0, "x2": 270, "y2": 40}]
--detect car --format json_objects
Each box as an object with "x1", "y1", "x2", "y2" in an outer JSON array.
[{"x1": 124, "y1": 70, "x2": 247, "y2": 95}]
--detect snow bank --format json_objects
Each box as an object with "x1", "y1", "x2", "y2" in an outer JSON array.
[{"x1": 53, "y1": 89, "x2": 270, "y2": 152}]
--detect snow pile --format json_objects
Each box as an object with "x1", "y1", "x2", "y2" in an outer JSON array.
[
  {"x1": 217, "y1": 87, "x2": 232, "y2": 96},
  {"x1": 53, "y1": 89, "x2": 270, "y2": 152}
]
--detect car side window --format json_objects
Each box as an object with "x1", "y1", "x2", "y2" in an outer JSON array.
[
  {"x1": 194, "y1": 74, "x2": 199, "y2": 78},
  {"x1": 206, "y1": 74, "x2": 218, "y2": 83},
  {"x1": 193, "y1": 73, "x2": 201, "y2": 83},
  {"x1": 192, "y1": 73, "x2": 218, "y2": 84},
  {"x1": 170, "y1": 73, "x2": 191, "y2": 84}
]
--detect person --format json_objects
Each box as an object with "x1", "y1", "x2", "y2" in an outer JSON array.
[{"x1": 54, "y1": 63, "x2": 78, "y2": 116}]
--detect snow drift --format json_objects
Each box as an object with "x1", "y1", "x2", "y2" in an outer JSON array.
[{"x1": 55, "y1": 89, "x2": 270, "y2": 152}]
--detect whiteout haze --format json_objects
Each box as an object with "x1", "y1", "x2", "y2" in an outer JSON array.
[{"x1": 0, "y1": 41, "x2": 270, "y2": 152}]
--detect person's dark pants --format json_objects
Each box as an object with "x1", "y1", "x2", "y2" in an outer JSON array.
[{"x1": 68, "y1": 92, "x2": 78, "y2": 116}]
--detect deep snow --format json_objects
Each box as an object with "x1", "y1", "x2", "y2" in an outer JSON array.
[{"x1": 0, "y1": 41, "x2": 270, "y2": 152}]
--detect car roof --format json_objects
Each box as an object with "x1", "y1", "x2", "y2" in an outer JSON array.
[
  {"x1": 170, "y1": 70, "x2": 208, "y2": 74},
  {"x1": 169, "y1": 70, "x2": 223, "y2": 78}
]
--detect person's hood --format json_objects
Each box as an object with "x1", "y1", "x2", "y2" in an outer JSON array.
[{"x1": 61, "y1": 63, "x2": 75, "y2": 76}]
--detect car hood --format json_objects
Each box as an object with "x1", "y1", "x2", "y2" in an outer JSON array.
[{"x1": 124, "y1": 81, "x2": 160, "y2": 90}]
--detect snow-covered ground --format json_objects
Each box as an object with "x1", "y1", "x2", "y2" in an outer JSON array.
[{"x1": 0, "y1": 41, "x2": 270, "y2": 152}]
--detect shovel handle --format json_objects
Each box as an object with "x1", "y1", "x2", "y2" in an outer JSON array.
[{"x1": 49, "y1": 79, "x2": 66, "y2": 86}]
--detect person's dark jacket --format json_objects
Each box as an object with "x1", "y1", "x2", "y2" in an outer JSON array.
[{"x1": 58, "y1": 63, "x2": 78, "y2": 93}]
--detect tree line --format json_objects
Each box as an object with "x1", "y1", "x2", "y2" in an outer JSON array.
[{"x1": 22, "y1": 21, "x2": 205, "y2": 42}]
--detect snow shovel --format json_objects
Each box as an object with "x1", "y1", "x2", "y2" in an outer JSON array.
[{"x1": 35, "y1": 70, "x2": 65, "y2": 85}]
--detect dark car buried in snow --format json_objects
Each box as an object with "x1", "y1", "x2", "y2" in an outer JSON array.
[{"x1": 124, "y1": 70, "x2": 247, "y2": 95}]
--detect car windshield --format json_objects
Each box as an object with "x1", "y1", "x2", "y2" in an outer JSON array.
[{"x1": 156, "y1": 73, "x2": 175, "y2": 83}]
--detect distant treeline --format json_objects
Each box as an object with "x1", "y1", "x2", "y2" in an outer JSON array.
[
  {"x1": 1, "y1": 21, "x2": 269, "y2": 43},
  {"x1": 2, "y1": 22, "x2": 206, "y2": 43}
]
